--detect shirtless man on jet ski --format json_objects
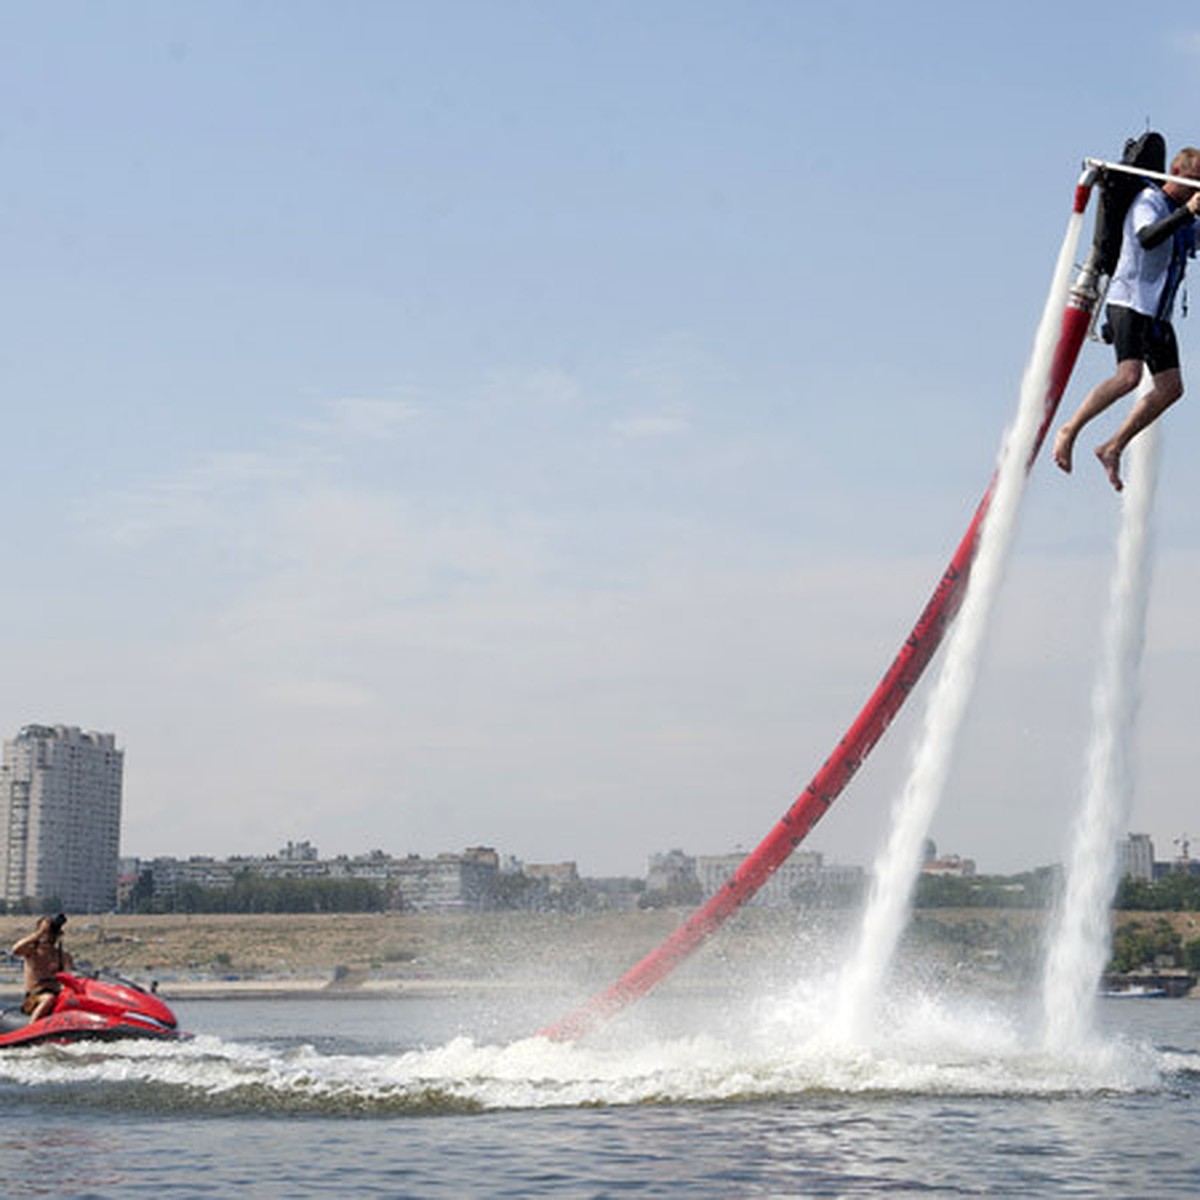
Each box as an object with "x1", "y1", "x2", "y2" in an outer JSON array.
[{"x1": 12, "y1": 914, "x2": 74, "y2": 1022}]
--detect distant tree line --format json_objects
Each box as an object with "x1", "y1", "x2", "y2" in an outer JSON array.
[
  {"x1": 0, "y1": 896, "x2": 64, "y2": 917},
  {"x1": 915, "y1": 868, "x2": 1200, "y2": 914},
  {"x1": 489, "y1": 873, "x2": 615, "y2": 914},
  {"x1": 913, "y1": 868, "x2": 1059, "y2": 909},
  {"x1": 637, "y1": 879, "x2": 704, "y2": 909},
  {"x1": 26, "y1": 862, "x2": 1200, "y2": 919},
  {"x1": 125, "y1": 873, "x2": 385, "y2": 914},
  {"x1": 1113, "y1": 872, "x2": 1200, "y2": 911},
  {"x1": 120, "y1": 869, "x2": 617, "y2": 915}
]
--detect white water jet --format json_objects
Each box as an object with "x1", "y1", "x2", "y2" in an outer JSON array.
[
  {"x1": 1042, "y1": 409, "x2": 1160, "y2": 1052},
  {"x1": 832, "y1": 211, "x2": 1087, "y2": 1043}
]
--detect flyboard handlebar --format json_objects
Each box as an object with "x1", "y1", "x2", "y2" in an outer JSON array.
[{"x1": 1083, "y1": 156, "x2": 1200, "y2": 190}]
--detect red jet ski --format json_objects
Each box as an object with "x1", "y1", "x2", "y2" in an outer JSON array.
[{"x1": 0, "y1": 971, "x2": 184, "y2": 1048}]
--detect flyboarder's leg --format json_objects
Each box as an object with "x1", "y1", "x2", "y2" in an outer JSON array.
[
  {"x1": 1054, "y1": 358, "x2": 1143, "y2": 473},
  {"x1": 1094, "y1": 366, "x2": 1183, "y2": 492},
  {"x1": 1095, "y1": 442, "x2": 1124, "y2": 491}
]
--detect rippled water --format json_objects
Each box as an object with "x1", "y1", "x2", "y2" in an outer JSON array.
[{"x1": 3, "y1": 987, "x2": 1197, "y2": 1198}]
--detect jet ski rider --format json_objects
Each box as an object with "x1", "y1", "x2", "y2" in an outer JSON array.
[{"x1": 12, "y1": 914, "x2": 74, "y2": 1022}]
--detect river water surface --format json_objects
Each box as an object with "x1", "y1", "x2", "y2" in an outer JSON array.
[{"x1": 0, "y1": 987, "x2": 1196, "y2": 1198}]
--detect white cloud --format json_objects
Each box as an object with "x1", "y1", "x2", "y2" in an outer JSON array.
[
  {"x1": 478, "y1": 366, "x2": 584, "y2": 412},
  {"x1": 261, "y1": 677, "x2": 376, "y2": 710},
  {"x1": 611, "y1": 413, "x2": 690, "y2": 438},
  {"x1": 76, "y1": 447, "x2": 323, "y2": 548},
  {"x1": 300, "y1": 396, "x2": 422, "y2": 440},
  {"x1": 625, "y1": 332, "x2": 735, "y2": 406},
  {"x1": 1171, "y1": 29, "x2": 1200, "y2": 57}
]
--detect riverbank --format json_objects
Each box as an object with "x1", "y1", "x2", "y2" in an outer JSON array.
[
  {"x1": 0, "y1": 907, "x2": 1009, "y2": 1002},
  {"x1": 1, "y1": 908, "x2": 1194, "y2": 1001},
  {"x1": 0, "y1": 909, "x2": 760, "y2": 1001}
]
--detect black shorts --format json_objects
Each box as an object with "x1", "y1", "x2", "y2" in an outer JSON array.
[
  {"x1": 21, "y1": 982, "x2": 59, "y2": 1015},
  {"x1": 1105, "y1": 304, "x2": 1180, "y2": 374}
]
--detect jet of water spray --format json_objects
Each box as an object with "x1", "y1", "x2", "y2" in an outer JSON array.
[
  {"x1": 1042, "y1": 413, "x2": 1160, "y2": 1052},
  {"x1": 833, "y1": 210, "x2": 1087, "y2": 1043}
]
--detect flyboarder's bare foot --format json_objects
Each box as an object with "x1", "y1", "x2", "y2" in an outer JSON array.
[
  {"x1": 1096, "y1": 442, "x2": 1124, "y2": 492},
  {"x1": 1053, "y1": 425, "x2": 1075, "y2": 473}
]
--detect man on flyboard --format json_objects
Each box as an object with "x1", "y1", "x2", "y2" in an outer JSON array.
[{"x1": 1054, "y1": 146, "x2": 1200, "y2": 491}]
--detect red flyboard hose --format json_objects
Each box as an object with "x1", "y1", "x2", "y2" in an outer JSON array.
[{"x1": 539, "y1": 178, "x2": 1098, "y2": 1042}]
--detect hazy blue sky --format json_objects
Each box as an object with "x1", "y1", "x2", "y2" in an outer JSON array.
[{"x1": 4, "y1": 2, "x2": 1200, "y2": 876}]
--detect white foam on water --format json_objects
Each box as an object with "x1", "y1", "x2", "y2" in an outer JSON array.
[
  {"x1": 0, "y1": 996, "x2": 1177, "y2": 1113},
  {"x1": 1042, "y1": 411, "x2": 1160, "y2": 1051}
]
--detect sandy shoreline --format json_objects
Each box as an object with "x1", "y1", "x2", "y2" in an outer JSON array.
[
  {"x1": 0, "y1": 909, "x2": 748, "y2": 1006},
  {"x1": 0, "y1": 908, "x2": 1192, "y2": 1006},
  {"x1": 0, "y1": 977, "x2": 556, "y2": 1005}
]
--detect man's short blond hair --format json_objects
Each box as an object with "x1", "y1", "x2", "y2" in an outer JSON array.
[{"x1": 1171, "y1": 147, "x2": 1200, "y2": 176}]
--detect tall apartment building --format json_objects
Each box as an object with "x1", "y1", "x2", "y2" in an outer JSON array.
[
  {"x1": 0, "y1": 724, "x2": 124, "y2": 912},
  {"x1": 1119, "y1": 832, "x2": 1155, "y2": 882}
]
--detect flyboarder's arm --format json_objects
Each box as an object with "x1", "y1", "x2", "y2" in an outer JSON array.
[
  {"x1": 1137, "y1": 205, "x2": 1195, "y2": 249},
  {"x1": 1137, "y1": 203, "x2": 1197, "y2": 250}
]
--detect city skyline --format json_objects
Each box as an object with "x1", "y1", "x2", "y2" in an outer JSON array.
[
  {"x1": 6, "y1": 716, "x2": 1197, "y2": 888},
  {"x1": 124, "y1": 829, "x2": 1186, "y2": 884},
  {"x1": 113, "y1": 832, "x2": 1183, "y2": 919}
]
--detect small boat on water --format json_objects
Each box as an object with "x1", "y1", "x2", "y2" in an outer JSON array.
[
  {"x1": 0, "y1": 971, "x2": 185, "y2": 1048},
  {"x1": 1101, "y1": 984, "x2": 1167, "y2": 999}
]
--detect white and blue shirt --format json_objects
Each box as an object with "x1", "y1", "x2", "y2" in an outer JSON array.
[{"x1": 1107, "y1": 185, "x2": 1195, "y2": 321}]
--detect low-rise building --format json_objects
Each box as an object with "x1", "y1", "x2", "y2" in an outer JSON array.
[
  {"x1": 921, "y1": 854, "x2": 976, "y2": 878},
  {"x1": 695, "y1": 849, "x2": 863, "y2": 908},
  {"x1": 123, "y1": 846, "x2": 503, "y2": 912}
]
